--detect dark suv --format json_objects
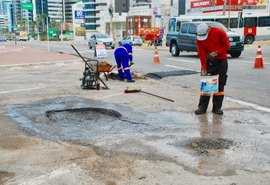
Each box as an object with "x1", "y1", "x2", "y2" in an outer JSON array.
[{"x1": 166, "y1": 21, "x2": 244, "y2": 58}]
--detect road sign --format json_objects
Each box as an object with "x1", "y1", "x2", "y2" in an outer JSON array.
[
  {"x1": 95, "y1": 44, "x2": 107, "y2": 58},
  {"x1": 21, "y1": 2, "x2": 33, "y2": 10}
]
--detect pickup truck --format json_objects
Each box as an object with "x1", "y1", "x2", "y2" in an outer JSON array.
[{"x1": 166, "y1": 21, "x2": 244, "y2": 58}]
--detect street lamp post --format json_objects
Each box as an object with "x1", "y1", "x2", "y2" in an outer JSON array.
[
  {"x1": 108, "y1": 3, "x2": 113, "y2": 37},
  {"x1": 47, "y1": 16, "x2": 50, "y2": 51},
  {"x1": 61, "y1": 0, "x2": 64, "y2": 43}
]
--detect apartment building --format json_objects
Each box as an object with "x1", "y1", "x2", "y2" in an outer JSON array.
[{"x1": 82, "y1": 0, "x2": 107, "y2": 37}]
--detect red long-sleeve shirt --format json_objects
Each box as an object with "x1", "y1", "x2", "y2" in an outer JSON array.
[{"x1": 196, "y1": 26, "x2": 230, "y2": 70}]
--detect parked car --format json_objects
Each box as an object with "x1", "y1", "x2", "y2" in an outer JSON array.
[
  {"x1": 166, "y1": 21, "x2": 244, "y2": 58},
  {"x1": 0, "y1": 36, "x2": 7, "y2": 42},
  {"x1": 88, "y1": 33, "x2": 115, "y2": 49},
  {"x1": 118, "y1": 36, "x2": 143, "y2": 46}
]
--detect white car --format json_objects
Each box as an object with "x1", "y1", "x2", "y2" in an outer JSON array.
[
  {"x1": 0, "y1": 36, "x2": 7, "y2": 42},
  {"x1": 88, "y1": 33, "x2": 115, "y2": 49},
  {"x1": 118, "y1": 36, "x2": 143, "y2": 46}
]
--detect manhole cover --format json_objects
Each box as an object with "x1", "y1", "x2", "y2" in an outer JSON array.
[
  {"x1": 46, "y1": 107, "x2": 122, "y2": 125},
  {"x1": 145, "y1": 70, "x2": 198, "y2": 79},
  {"x1": 186, "y1": 138, "x2": 234, "y2": 154}
]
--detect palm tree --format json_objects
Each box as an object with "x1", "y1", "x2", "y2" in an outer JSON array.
[
  {"x1": 18, "y1": 18, "x2": 27, "y2": 31},
  {"x1": 36, "y1": 14, "x2": 47, "y2": 40}
]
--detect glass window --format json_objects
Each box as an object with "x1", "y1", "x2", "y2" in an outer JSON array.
[
  {"x1": 216, "y1": 18, "x2": 228, "y2": 28},
  {"x1": 188, "y1": 23, "x2": 197, "y2": 34},
  {"x1": 230, "y1": 18, "x2": 238, "y2": 28},
  {"x1": 85, "y1": 18, "x2": 96, "y2": 23},
  {"x1": 180, "y1": 23, "x2": 189, "y2": 33},
  {"x1": 258, "y1": 16, "x2": 270, "y2": 27},
  {"x1": 168, "y1": 18, "x2": 176, "y2": 32},
  {"x1": 244, "y1": 17, "x2": 257, "y2": 27},
  {"x1": 96, "y1": 34, "x2": 110, "y2": 38},
  {"x1": 85, "y1": 25, "x2": 97, "y2": 30},
  {"x1": 83, "y1": 0, "x2": 95, "y2": 2},
  {"x1": 176, "y1": 21, "x2": 181, "y2": 32},
  {"x1": 202, "y1": 18, "x2": 214, "y2": 21},
  {"x1": 84, "y1": 4, "x2": 96, "y2": 9},
  {"x1": 85, "y1": 11, "x2": 96, "y2": 16}
]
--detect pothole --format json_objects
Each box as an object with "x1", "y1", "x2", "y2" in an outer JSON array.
[
  {"x1": 46, "y1": 107, "x2": 122, "y2": 125},
  {"x1": 186, "y1": 138, "x2": 235, "y2": 155}
]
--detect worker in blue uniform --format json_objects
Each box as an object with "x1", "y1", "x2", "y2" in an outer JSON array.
[{"x1": 114, "y1": 43, "x2": 135, "y2": 82}]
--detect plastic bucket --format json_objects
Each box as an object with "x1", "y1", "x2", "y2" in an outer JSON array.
[{"x1": 200, "y1": 75, "x2": 219, "y2": 94}]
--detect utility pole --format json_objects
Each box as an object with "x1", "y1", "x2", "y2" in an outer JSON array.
[
  {"x1": 27, "y1": 10, "x2": 30, "y2": 40},
  {"x1": 47, "y1": 16, "x2": 50, "y2": 51},
  {"x1": 228, "y1": 0, "x2": 231, "y2": 29},
  {"x1": 223, "y1": 0, "x2": 227, "y2": 15},
  {"x1": 108, "y1": 0, "x2": 113, "y2": 37},
  {"x1": 61, "y1": 0, "x2": 64, "y2": 42}
]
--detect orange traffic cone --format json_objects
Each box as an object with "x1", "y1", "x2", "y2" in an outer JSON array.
[
  {"x1": 254, "y1": 45, "x2": 264, "y2": 69},
  {"x1": 154, "y1": 46, "x2": 160, "y2": 64}
]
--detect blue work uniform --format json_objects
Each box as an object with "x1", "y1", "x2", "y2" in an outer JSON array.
[{"x1": 114, "y1": 44, "x2": 133, "y2": 80}]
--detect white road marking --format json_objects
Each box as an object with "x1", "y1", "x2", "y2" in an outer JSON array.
[
  {"x1": 168, "y1": 58, "x2": 196, "y2": 63},
  {"x1": 226, "y1": 97, "x2": 270, "y2": 113},
  {"x1": 165, "y1": 64, "x2": 270, "y2": 112},
  {"x1": 0, "y1": 87, "x2": 44, "y2": 95},
  {"x1": 0, "y1": 59, "x2": 81, "y2": 67},
  {"x1": 80, "y1": 50, "x2": 94, "y2": 54},
  {"x1": 80, "y1": 49, "x2": 114, "y2": 54},
  {"x1": 230, "y1": 60, "x2": 269, "y2": 65},
  {"x1": 165, "y1": 64, "x2": 199, "y2": 72}
]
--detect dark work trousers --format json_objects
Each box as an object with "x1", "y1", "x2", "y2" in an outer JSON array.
[
  {"x1": 207, "y1": 59, "x2": 228, "y2": 92},
  {"x1": 207, "y1": 59, "x2": 228, "y2": 111},
  {"x1": 197, "y1": 59, "x2": 228, "y2": 113}
]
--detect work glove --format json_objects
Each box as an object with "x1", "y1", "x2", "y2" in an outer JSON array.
[
  {"x1": 206, "y1": 51, "x2": 218, "y2": 61},
  {"x1": 201, "y1": 69, "x2": 208, "y2": 76},
  {"x1": 129, "y1": 62, "x2": 134, "y2": 67}
]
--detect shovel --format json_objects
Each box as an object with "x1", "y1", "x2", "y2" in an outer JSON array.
[{"x1": 124, "y1": 88, "x2": 174, "y2": 102}]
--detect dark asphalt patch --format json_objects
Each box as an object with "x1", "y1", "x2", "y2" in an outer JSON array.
[
  {"x1": 145, "y1": 70, "x2": 199, "y2": 79},
  {"x1": 185, "y1": 138, "x2": 235, "y2": 155}
]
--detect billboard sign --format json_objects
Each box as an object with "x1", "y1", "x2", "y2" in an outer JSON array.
[
  {"x1": 75, "y1": 11, "x2": 85, "y2": 19},
  {"x1": 189, "y1": 0, "x2": 243, "y2": 13},
  {"x1": 189, "y1": 0, "x2": 266, "y2": 13},
  {"x1": 21, "y1": 2, "x2": 33, "y2": 10}
]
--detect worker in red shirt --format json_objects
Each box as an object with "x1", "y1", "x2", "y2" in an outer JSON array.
[{"x1": 195, "y1": 22, "x2": 230, "y2": 115}]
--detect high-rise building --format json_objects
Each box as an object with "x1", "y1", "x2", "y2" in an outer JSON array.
[
  {"x1": 0, "y1": 0, "x2": 5, "y2": 14},
  {"x1": 83, "y1": 0, "x2": 107, "y2": 33},
  {"x1": 130, "y1": 0, "x2": 151, "y2": 7},
  {"x1": 65, "y1": 0, "x2": 77, "y2": 23},
  {"x1": 34, "y1": 0, "x2": 48, "y2": 15},
  {"x1": 47, "y1": 0, "x2": 64, "y2": 22}
]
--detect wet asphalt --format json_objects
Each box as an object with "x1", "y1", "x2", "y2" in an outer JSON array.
[{"x1": 6, "y1": 96, "x2": 270, "y2": 176}]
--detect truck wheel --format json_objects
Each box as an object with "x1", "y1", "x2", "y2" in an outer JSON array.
[
  {"x1": 244, "y1": 35, "x2": 254, "y2": 44},
  {"x1": 171, "y1": 43, "x2": 180, "y2": 57},
  {"x1": 230, "y1": 51, "x2": 242, "y2": 58}
]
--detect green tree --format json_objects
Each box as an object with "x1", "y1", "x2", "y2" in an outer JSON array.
[{"x1": 18, "y1": 18, "x2": 27, "y2": 31}]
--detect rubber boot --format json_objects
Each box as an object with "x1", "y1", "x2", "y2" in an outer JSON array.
[
  {"x1": 212, "y1": 95, "x2": 224, "y2": 115},
  {"x1": 195, "y1": 95, "x2": 210, "y2": 115}
]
